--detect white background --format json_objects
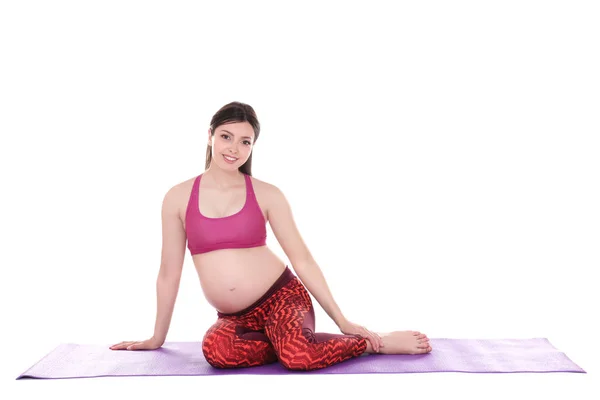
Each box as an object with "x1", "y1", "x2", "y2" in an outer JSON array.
[{"x1": 1, "y1": 0, "x2": 598, "y2": 399}]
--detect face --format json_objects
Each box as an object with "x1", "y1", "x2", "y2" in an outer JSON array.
[{"x1": 208, "y1": 121, "x2": 255, "y2": 169}]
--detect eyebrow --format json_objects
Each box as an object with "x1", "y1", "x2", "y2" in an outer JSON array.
[{"x1": 220, "y1": 129, "x2": 253, "y2": 140}]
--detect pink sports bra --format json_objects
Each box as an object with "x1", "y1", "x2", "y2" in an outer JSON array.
[{"x1": 185, "y1": 173, "x2": 267, "y2": 255}]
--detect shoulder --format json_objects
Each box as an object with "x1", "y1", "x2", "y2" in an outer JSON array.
[
  {"x1": 249, "y1": 175, "x2": 284, "y2": 198},
  {"x1": 248, "y1": 175, "x2": 288, "y2": 211},
  {"x1": 166, "y1": 175, "x2": 197, "y2": 200},
  {"x1": 163, "y1": 175, "x2": 199, "y2": 218}
]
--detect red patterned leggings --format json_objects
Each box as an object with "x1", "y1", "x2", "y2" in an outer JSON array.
[{"x1": 202, "y1": 266, "x2": 368, "y2": 371}]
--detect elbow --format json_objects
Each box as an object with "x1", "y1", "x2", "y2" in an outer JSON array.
[
  {"x1": 158, "y1": 266, "x2": 182, "y2": 283},
  {"x1": 293, "y1": 257, "x2": 316, "y2": 272}
]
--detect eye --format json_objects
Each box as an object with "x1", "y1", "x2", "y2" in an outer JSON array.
[
  {"x1": 243, "y1": 140, "x2": 252, "y2": 146},
  {"x1": 221, "y1": 134, "x2": 230, "y2": 140}
]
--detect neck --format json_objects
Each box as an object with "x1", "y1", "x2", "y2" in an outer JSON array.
[{"x1": 204, "y1": 166, "x2": 243, "y2": 189}]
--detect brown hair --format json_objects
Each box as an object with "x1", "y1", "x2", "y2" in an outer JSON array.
[{"x1": 205, "y1": 101, "x2": 261, "y2": 176}]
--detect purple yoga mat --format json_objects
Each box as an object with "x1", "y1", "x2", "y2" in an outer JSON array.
[{"x1": 16, "y1": 338, "x2": 585, "y2": 380}]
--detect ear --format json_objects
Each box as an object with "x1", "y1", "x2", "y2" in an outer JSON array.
[{"x1": 207, "y1": 128, "x2": 212, "y2": 146}]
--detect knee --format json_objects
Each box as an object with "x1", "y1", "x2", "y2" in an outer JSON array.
[
  {"x1": 278, "y1": 355, "x2": 301, "y2": 371},
  {"x1": 202, "y1": 327, "x2": 275, "y2": 369},
  {"x1": 202, "y1": 331, "x2": 230, "y2": 369},
  {"x1": 278, "y1": 351, "x2": 315, "y2": 371}
]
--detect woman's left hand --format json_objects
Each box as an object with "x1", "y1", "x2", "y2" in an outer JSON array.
[{"x1": 338, "y1": 320, "x2": 384, "y2": 353}]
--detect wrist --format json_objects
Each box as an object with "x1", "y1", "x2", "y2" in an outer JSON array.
[
  {"x1": 152, "y1": 335, "x2": 165, "y2": 344},
  {"x1": 335, "y1": 317, "x2": 349, "y2": 329}
]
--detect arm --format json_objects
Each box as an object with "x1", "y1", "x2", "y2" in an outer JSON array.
[
  {"x1": 267, "y1": 185, "x2": 348, "y2": 328},
  {"x1": 153, "y1": 185, "x2": 187, "y2": 343}
]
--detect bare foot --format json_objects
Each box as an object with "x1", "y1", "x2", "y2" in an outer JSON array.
[{"x1": 365, "y1": 331, "x2": 432, "y2": 354}]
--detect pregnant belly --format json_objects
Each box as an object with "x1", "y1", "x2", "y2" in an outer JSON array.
[{"x1": 193, "y1": 246, "x2": 287, "y2": 314}]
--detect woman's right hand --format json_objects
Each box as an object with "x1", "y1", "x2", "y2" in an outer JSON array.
[{"x1": 109, "y1": 336, "x2": 164, "y2": 351}]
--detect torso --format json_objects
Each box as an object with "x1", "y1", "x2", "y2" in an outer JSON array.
[{"x1": 177, "y1": 173, "x2": 287, "y2": 314}]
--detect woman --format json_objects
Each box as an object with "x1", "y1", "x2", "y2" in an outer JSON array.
[{"x1": 110, "y1": 101, "x2": 432, "y2": 371}]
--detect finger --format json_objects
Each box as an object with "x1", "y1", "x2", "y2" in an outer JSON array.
[
  {"x1": 110, "y1": 341, "x2": 133, "y2": 349},
  {"x1": 367, "y1": 334, "x2": 379, "y2": 353},
  {"x1": 365, "y1": 330, "x2": 382, "y2": 349},
  {"x1": 356, "y1": 328, "x2": 369, "y2": 342},
  {"x1": 364, "y1": 330, "x2": 380, "y2": 352},
  {"x1": 370, "y1": 333, "x2": 380, "y2": 352},
  {"x1": 364, "y1": 330, "x2": 379, "y2": 352},
  {"x1": 127, "y1": 341, "x2": 142, "y2": 350},
  {"x1": 365, "y1": 335, "x2": 377, "y2": 352},
  {"x1": 376, "y1": 332, "x2": 384, "y2": 348},
  {"x1": 372, "y1": 335, "x2": 381, "y2": 352},
  {"x1": 116, "y1": 341, "x2": 137, "y2": 349}
]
